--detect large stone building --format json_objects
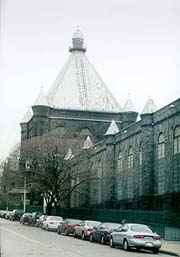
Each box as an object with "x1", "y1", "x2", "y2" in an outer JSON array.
[{"x1": 20, "y1": 29, "x2": 180, "y2": 212}]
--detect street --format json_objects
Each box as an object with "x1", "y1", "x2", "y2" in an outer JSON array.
[{"x1": 0, "y1": 219, "x2": 170, "y2": 257}]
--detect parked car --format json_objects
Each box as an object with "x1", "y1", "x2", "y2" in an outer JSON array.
[
  {"x1": 0, "y1": 210, "x2": 8, "y2": 219},
  {"x1": 9, "y1": 209, "x2": 24, "y2": 221},
  {"x1": 5, "y1": 211, "x2": 13, "y2": 220},
  {"x1": 37, "y1": 215, "x2": 47, "y2": 228},
  {"x1": 90, "y1": 222, "x2": 121, "y2": 244},
  {"x1": 42, "y1": 216, "x2": 63, "y2": 231},
  {"x1": 20, "y1": 213, "x2": 32, "y2": 225},
  {"x1": 29, "y1": 212, "x2": 42, "y2": 226},
  {"x1": 57, "y1": 219, "x2": 81, "y2": 235},
  {"x1": 109, "y1": 223, "x2": 161, "y2": 254},
  {"x1": 74, "y1": 220, "x2": 101, "y2": 240}
]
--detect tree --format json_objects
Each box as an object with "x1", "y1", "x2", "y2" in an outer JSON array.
[
  {"x1": 0, "y1": 143, "x2": 23, "y2": 209},
  {"x1": 20, "y1": 133, "x2": 89, "y2": 215}
]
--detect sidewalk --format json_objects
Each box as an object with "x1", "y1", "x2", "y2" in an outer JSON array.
[{"x1": 160, "y1": 240, "x2": 180, "y2": 256}]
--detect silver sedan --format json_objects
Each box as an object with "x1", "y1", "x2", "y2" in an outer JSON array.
[{"x1": 110, "y1": 223, "x2": 161, "y2": 254}]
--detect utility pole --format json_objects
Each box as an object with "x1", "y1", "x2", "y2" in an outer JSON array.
[{"x1": 23, "y1": 177, "x2": 26, "y2": 212}]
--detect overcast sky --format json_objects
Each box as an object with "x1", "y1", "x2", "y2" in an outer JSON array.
[{"x1": 0, "y1": 0, "x2": 180, "y2": 160}]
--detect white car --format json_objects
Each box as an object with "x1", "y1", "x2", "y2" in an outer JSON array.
[{"x1": 42, "y1": 216, "x2": 63, "y2": 231}]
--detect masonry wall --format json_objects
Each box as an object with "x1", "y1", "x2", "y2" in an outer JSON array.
[{"x1": 72, "y1": 99, "x2": 180, "y2": 212}]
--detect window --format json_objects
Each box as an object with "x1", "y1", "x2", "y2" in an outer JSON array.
[
  {"x1": 128, "y1": 147, "x2": 133, "y2": 168},
  {"x1": 97, "y1": 161, "x2": 102, "y2": 203},
  {"x1": 117, "y1": 151, "x2": 123, "y2": 173},
  {"x1": 139, "y1": 142, "x2": 143, "y2": 166},
  {"x1": 174, "y1": 126, "x2": 180, "y2": 154},
  {"x1": 158, "y1": 133, "x2": 165, "y2": 159},
  {"x1": 80, "y1": 128, "x2": 92, "y2": 136}
]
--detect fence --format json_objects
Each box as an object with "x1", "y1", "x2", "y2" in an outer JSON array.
[
  {"x1": 1, "y1": 205, "x2": 180, "y2": 240},
  {"x1": 59, "y1": 208, "x2": 180, "y2": 240}
]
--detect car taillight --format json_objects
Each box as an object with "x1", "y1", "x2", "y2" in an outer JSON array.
[
  {"x1": 87, "y1": 228, "x2": 93, "y2": 232},
  {"x1": 153, "y1": 236, "x2": 160, "y2": 240},
  {"x1": 108, "y1": 230, "x2": 112, "y2": 235},
  {"x1": 133, "y1": 235, "x2": 145, "y2": 238}
]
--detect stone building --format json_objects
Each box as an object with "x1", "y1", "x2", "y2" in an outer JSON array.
[{"x1": 20, "y1": 29, "x2": 180, "y2": 212}]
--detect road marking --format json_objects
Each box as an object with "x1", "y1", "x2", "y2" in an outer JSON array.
[{"x1": 0, "y1": 225, "x2": 47, "y2": 248}]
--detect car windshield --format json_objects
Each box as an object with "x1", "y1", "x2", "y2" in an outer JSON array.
[
  {"x1": 87, "y1": 221, "x2": 100, "y2": 227},
  {"x1": 68, "y1": 219, "x2": 81, "y2": 225},
  {"x1": 104, "y1": 223, "x2": 121, "y2": 230},
  {"x1": 130, "y1": 224, "x2": 154, "y2": 233},
  {"x1": 50, "y1": 217, "x2": 63, "y2": 221}
]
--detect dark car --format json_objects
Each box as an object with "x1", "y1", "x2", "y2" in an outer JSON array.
[
  {"x1": 57, "y1": 219, "x2": 82, "y2": 236},
  {"x1": 9, "y1": 209, "x2": 24, "y2": 221},
  {"x1": 29, "y1": 212, "x2": 42, "y2": 226},
  {"x1": 20, "y1": 213, "x2": 32, "y2": 225},
  {"x1": 90, "y1": 222, "x2": 121, "y2": 244}
]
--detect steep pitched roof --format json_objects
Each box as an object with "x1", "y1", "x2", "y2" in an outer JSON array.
[
  {"x1": 141, "y1": 97, "x2": 157, "y2": 114},
  {"x1": 105, "y1": 120, "x2": 120, "y2": 135},
  {"x1": 34, "y1": 87, "x2": 48, "y2": 106},
  {"x1": 21, "y1": 107, "x2": 32, "y2": 123},
  {"x1": 123, "y1": 95, "x2": 136, "y2": 112},
  {"x1": 46, "y1": 29, "x2": 121, "y2": 112},
  {"x1": 82, "y1": 136, "x2": 93, "y2": 149}
]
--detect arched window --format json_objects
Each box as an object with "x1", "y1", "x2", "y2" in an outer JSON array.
[
  {"x1": 128, "y1": 146, "x2": 133, "y2": 168},
  {"x1": 56, "y1": 126, "x2": 65, "y2": 136},
  {"x1": 139, "y1": 142, "x2": 143, "y2": 166},
  {"x1": 80, "y1": 128, "x2": 92, "y2": 136},
  {"x1": 117, "y1": 151, "x2": 123, "y2": 173},
  {"x1": 174, "y1": 126, "x2": 180, "y2": 154},
  {"x1": 158, "y1": 133, "x2": 165, "y2": 159}
]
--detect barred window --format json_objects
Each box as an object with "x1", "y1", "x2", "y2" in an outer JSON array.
[
  {"x1": 118, "y1": 151, "x2": 123, "y2": 173},
  {"x1": 128, "y1": 147, "x2": 133, "y2": 168},
  {"x1": 158, "y1": 133, "x2": 165, "y2": 159},
  {"x1": 174, "y1": 126, "x2": 180, "y2": 154},
  {"x1": 139, "y1": 142, "x2": 143, "y2": 166}
]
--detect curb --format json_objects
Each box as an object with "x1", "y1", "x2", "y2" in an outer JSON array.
[{"x1": 160, "y1": 250, "x2": 180, "y2": 257}]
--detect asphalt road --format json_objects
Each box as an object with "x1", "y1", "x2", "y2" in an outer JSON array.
[{"x1": 0, "y1": 218, "x2": 170, "y2": 257}]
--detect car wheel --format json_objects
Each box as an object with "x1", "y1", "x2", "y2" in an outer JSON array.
[
  {"x1": 90, "y1": 234, "x2": 94, "y2": 242},
  {"x1": 57, "y1": 227, "x2": 61, "y2": 234},
  {"x1": 101, "y1": 236, "x2": 105, "y2": 245},
  {"x1": 153, "y1": 248, "x2": 159, "y2": 254},
  {"x1": 64, "y1": 228, "x2": 68, "y2": 236},
  {"x1": 123, "y1": 239, "x2": 129, "y2": 251},
  {"x1": 81, "y1": 232, "x2": 86, "y2": 240},
  {"x1": 136, "y1": 247, "x2": 141, "y2": 252},
  {"x1": 110, "y1": 237, "x2": 114, "y2": 248},
  {"x1": 74, "y1": 231, "x2": 77, "y2": 238}
]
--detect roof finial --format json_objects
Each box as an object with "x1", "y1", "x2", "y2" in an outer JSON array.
[{"x1": 69, "y1": 27, "x2": 86, "y2": 53}]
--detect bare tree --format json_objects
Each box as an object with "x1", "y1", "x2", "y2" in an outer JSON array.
[
  {"x1": 0, "y1": 143, "x2": 22, "y2": 208},
  {"x1": 20, "y1": 133, "x2": 89, "y2": 215}
]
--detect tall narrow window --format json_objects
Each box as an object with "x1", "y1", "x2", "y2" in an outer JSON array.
[
  {"x1": 174, "y1": 126, "x2": 180, "y2": 154},
  {"x1": 118, "y1": 151, "x2": 123, "y2": 173},
  {"x1": 158, "y1": 133, "x2": 165, "y2": 159},
  {"x1": 139, "y1": 142, "x2": 143, "y2": 166},
  {"x1": 97, "y1": 161, "x2": 102, "y2": 204},
  {"x1": 128, "y1": 147, "x2": 133, "y2": 168}
]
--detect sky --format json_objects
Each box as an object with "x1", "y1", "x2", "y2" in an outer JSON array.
[{"x1": 0, "y1": 0, "x2": 180, "y2": 160}]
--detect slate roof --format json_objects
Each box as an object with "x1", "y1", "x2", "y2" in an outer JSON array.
[
  {"x1": 141, "y1": 97, "x2": 157, "y2": 114},
  {"x1": 46, "y1": 29, "x2": 122, "y2": 112},
  {"x1": 105, "y1": 120, "x2": 120, "y2": 135},
  {"x1": 123, "y1": 95, "x2": 136, "y2": 112},
  {"x1": 21, "y1": 107, "x2": 32, "y2": 123}
]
